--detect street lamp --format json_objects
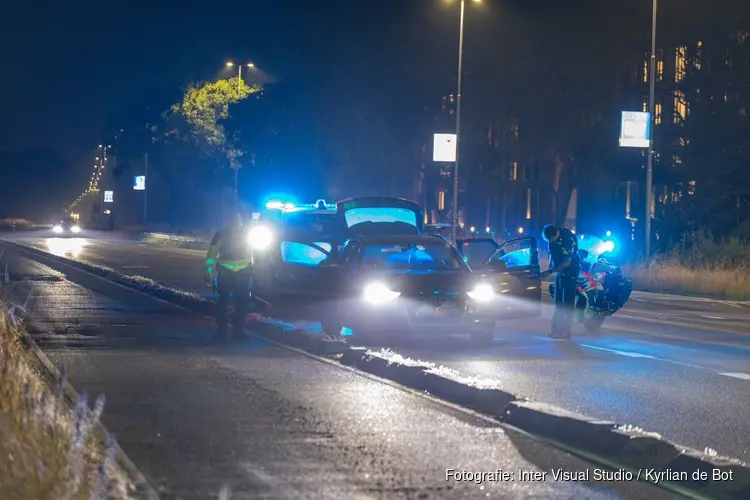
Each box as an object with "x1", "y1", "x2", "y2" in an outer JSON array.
[
  {"x1": 225, "y1": 61, "x2": 256, "y2": 209},
  {"x1": 450, "y1": 0, "x2": 481, "y2": 244},
  {"x1": 225, "y1": 61, "x2": 255, "y2": 92},
  {"x1": 644, "y1": 0, "x2": 658, "y2": 259}
]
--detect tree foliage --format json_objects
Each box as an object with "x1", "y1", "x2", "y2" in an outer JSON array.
[{"x1": 168, "y1": 77, "x2": 261, "y2": 168}]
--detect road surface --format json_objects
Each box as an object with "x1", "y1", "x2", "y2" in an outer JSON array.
[
  {"x1": 0, "y1": 244, "x2": 677, "y2": 499},
  {"x1": 4, "y1": 234, "x2": 750, "y2": 462}
]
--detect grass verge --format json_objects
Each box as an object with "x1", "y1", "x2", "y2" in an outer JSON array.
[
  {"x1": 624, "y1": 260, "x2": 750, "y2": 300},
  {"x1": 0, "y1": 304, "x2": 134, "y2": 499}
]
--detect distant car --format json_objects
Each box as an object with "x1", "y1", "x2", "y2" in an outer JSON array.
[
  {"x1": 313, "y1": 197, "x2": 543, "y2": 344},
  {"x1": 52, "y1": 219, "x2": 81, "y2": 236}
]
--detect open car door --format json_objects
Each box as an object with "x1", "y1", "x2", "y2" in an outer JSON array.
[
  {"x1": 336, "y1": 197, "x2": 423, "y2": 238},
  {"x1": 457, "y1": 237, "x2": 542, "y2": 317}
]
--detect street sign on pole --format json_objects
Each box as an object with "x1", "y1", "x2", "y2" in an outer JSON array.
[
  {"x1": 619, "y1": 111, "x2": 651, "y2": 148},
  {"x1": 433, "y1": 133, "x2": 457, "y2": 162},
  {"x1": 104, "y1": 191, "x2": 113, "y2": 203},
  {"x1": 133, "y1": 175, "x2": 146, "y2": 190}
]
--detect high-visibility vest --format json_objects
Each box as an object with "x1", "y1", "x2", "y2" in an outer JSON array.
[{"x1": 206, "y1": 226, "x2": 251, "y2": 272}]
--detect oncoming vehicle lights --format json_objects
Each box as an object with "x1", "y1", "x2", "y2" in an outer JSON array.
[
  {"x1": 52, "y1": 225, "x2": 63, "y2": 234},
  {"x1": 363, "y1": 282, "x2": 400, "y2": 305},
  {"x1": 467, "y1": 283, "x2": 495, "y2": 302},
  {"x1": 248, "y1": 225, "x2": 274, "y2": 250},
  {"x1": 71, "y1": 225, "x2": 81, "y2": 234}
]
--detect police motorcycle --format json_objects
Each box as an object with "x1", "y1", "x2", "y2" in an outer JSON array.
[{"x1": 548, "y1": 234, "x2": 633, "y2": 333}]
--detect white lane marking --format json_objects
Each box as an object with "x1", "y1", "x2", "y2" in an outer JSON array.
[
  {"x1": 578, "y1": 343, "x2": 707, "y2": 370},
  {"x1": 700, "y1": 315, "x2": 727, "y2": 320},
  {"x1": 719, "y1": 372, "x2": 750, "y2": 380},
  {"x1": 121, "y1": 265, "x2": 148, "y2": 269}
]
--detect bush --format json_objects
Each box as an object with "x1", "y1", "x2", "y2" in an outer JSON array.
[{"x1": 0, "y1": 305, "x2": 133, "y2": 499}]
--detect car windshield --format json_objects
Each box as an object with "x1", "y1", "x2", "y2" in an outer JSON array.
[
  {"x1": 283, "y1": 213, "x2": 338, "y2": 239},
  {"x1": 362, "y1": 242, "x2": 463, "y2": 269}
]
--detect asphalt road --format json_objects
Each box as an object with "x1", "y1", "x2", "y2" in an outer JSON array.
[
  {"x1": 0, "y1": 246, "x2": 677, "y2": 500},
  {"x1": 4, "y1": 234, "x2": 750, "y2": 463}
]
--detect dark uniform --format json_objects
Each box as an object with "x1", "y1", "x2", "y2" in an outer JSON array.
[
  {"x1": 548, "y1": 227, "x2": 581, "y2": 338},
  {"x1": 206, "y1": 222, "x2": 252, "y2": 340}
]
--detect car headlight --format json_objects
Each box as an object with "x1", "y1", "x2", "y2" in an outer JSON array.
[
  {"x1": 247, "y1": 225, "x2": 273, "y2": 250},
  {"x1": 52, "y1": 225, "x2": 63, "y2": 233},
  {"x1": 363, "y1": 282, "x2": 400, "y2": 305},
  {"x1": 467, "y1": 283, "x2": 495, "y2": 302},
  {"x1": 71, "y1": 225, "x2": 81, "y2": 233}
]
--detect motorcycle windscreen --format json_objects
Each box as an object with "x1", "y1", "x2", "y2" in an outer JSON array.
[
  {"x1": 337, "y1": 197, "x2": 423, "y2": 237},
  {"x1": 577, "y1": 234, "x2": 609, "y2": 265}
]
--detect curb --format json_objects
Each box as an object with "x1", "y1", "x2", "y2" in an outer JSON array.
[
  {"x1": 5, "y1": 239, "x2": 750, "y2": 499},
  {"x1": 249, "y1": 318, "x2": 750, "y2": 499},
  {"x1": 17, "y1": 327, "x2": 160, "y2": 500}
]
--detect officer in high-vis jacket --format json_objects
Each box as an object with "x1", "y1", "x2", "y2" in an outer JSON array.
[{"x1": 206, "y1": 213, "x2": 252, "y2": 340}]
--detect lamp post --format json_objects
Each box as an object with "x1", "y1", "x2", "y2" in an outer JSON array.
[
  {"x1": 645, "y1": 0, "x2": 657, "y2": 259},
  {"x1": 225, "y1": 61, "x2": 255, "y2": 93},
  {"x1": 450, "y1": 0, "x2": 481, "y2": 244},
  {"x1": 225, "y1": 61, "x2": 255, "y2": 209}
]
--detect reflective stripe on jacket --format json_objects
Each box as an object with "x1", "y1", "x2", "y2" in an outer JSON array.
[{"x1": 206, "y1": 227, "x2": 251, "y2": 272}]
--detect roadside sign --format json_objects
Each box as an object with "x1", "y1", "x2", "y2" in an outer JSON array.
[
  {"x1": 134, "y1": 175, "x2": 146, "y2": 190},
  {"x1": 433, "y1": 133, "x2": 457, "y2": 162},
  {"x1": 104, "y1": 191, "x2": 113, "y2": 203},
  {"x1": 619, "y1": 111, "x2": 651, "y2": 148}
]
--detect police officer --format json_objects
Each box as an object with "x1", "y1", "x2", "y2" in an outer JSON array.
[
  {"x1": 541, "y1": 224, "x2": 581, "y2": 339},
  {"x1": 206, "y1": 213, "x2": 252, "y2": 340}
]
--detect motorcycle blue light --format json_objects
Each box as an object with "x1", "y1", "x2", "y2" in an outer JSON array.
[{"x1": 603, "y1": 240, "x2": 615, "y2": 253}]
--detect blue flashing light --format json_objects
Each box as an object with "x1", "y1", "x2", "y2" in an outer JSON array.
[
  {"x1": 603, "y1": 240, "x2": 616, "y2": 253},
  {"x1": 266, "y1": 201, "x2": 284, "y2": 209},
  {"x1": 284, "y1": 202, "x2": 295, "y2": 210},
  {"x1": 605, "y1": 230, "x2": 612, "y2": 237}
]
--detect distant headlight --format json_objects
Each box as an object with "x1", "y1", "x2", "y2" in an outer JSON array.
[
  {"x1": 247, "y1": 225, "x2": 273, "y2": 250},
  {"x1": 71, "y1": 225, "x2": 81, "y2": 233},
  {"x1": 52, "y1": 225, "x2": 63, "y2": 233},
  {"x1": 467, "y1": 283, "x2": 495, "y2": 302},
  {"x1": 363, "y1": 282, "x2": 400, "y2": 305}
]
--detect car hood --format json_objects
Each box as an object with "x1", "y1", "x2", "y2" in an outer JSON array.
[{"x1": 359, "y1": 268, "x2": 474, "y2": 295}]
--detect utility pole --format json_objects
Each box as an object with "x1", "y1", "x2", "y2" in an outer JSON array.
[
  {"x1": 450, "y1": 0, "x2": 467, "y2": 245},
  {"x1": 645, "y1": 0, "x2": 658, "y2": 259},
  {"x1": 144, "y1": 153, "x2": 149, "y2": 226}
]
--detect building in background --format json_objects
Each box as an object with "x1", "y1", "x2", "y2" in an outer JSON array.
[{"x1": 627, "y1": 28, "x2": 750, "y2": 243}]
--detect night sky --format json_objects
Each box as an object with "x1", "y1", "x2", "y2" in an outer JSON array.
[{"x1": 1, "y1": 0, "x2": 745, "y2": 219}]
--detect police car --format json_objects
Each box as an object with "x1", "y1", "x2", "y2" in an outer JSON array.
[{"x1": 247, "y1": 199, "x2": 342, "y2": 299}]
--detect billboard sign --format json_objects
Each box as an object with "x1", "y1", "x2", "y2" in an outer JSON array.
[
  {"x1": 433, "y1": 133, "x2": 457, "y2": 162},
  {"x1": 133, "y1": 175, "x2": 146, "y2": 190},
  {"x1": 104, "y1": 191, "x2": 113, "y2": 203},
  {"x1": 619, "y1": 111, "x2": 651, "y2": 148}
]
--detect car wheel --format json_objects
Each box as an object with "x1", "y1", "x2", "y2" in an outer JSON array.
[
  {"x1": 470, "y1": 323, "x2": 495, "y2": 346},
  {"x1": 583, "y1": 315, "x2": 606, "y2": 333}
]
